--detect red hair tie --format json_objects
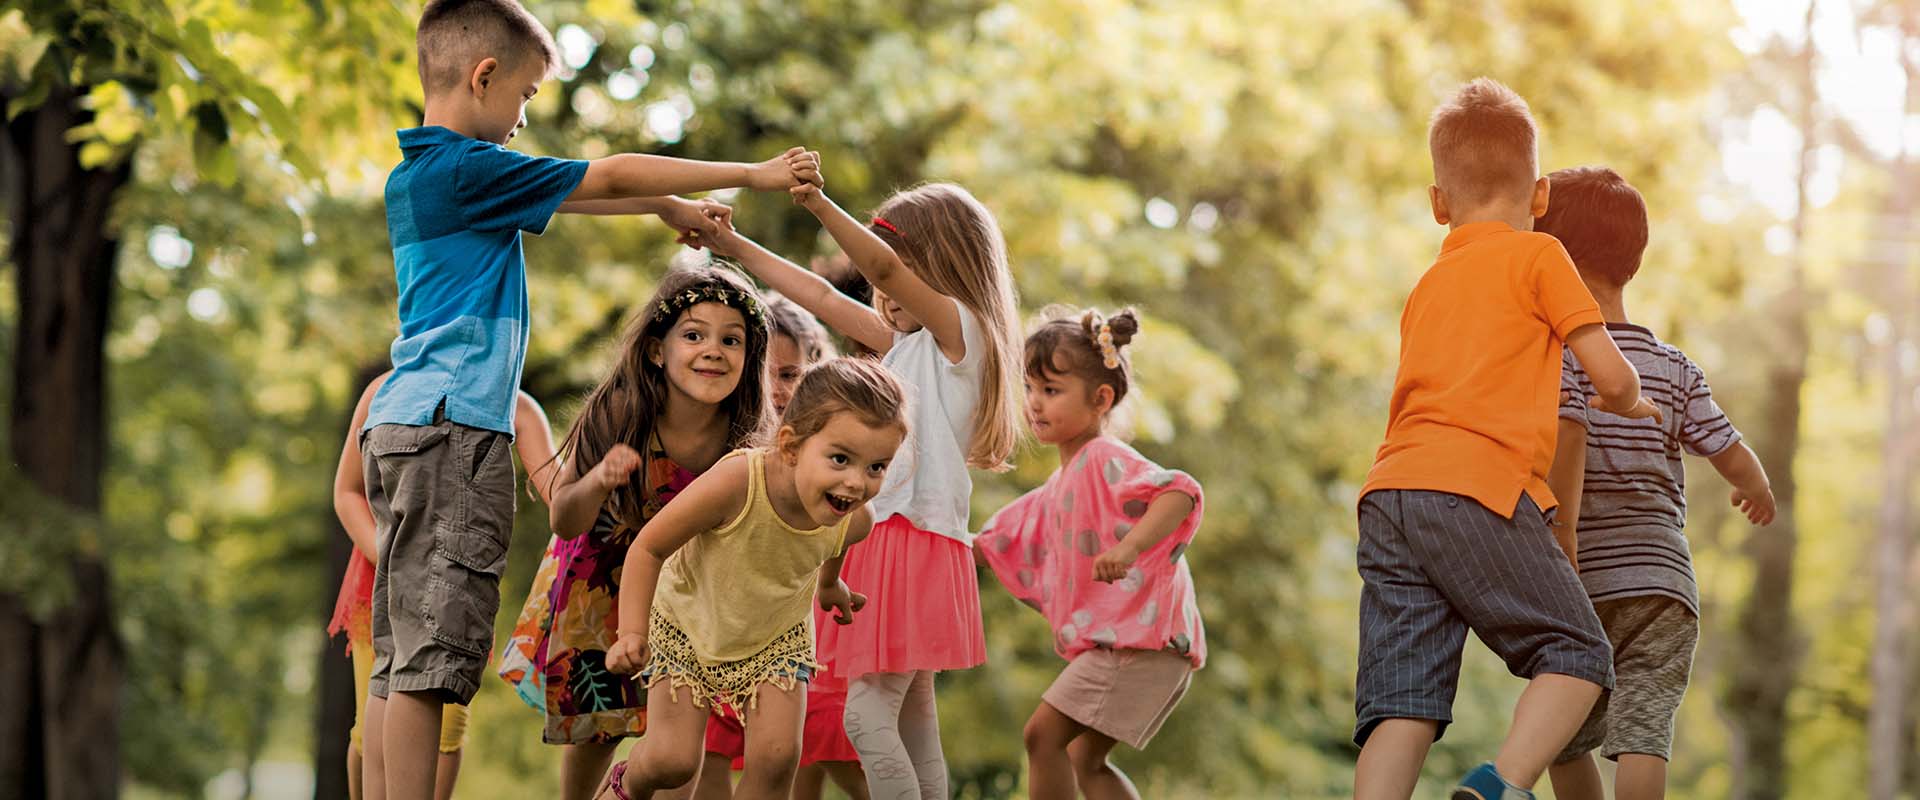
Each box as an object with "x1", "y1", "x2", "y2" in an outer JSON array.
[{"x1": 871, "y1": 217, "x2": 902, "y2": 238}]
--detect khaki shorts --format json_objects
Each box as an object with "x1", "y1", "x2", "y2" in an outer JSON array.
[
  {"x1": 1557, "y1": 596, "x2": 1698, "y2": 762},
  {"x1": 363, "y1": 417, "x2": 515, "y2": 705},
  {"x1": 349, "y1": 636, "x2": 470, "y2": 752},
  {"x1": 1042, "y1": 647, "x2": 1192, "y2": 750}
]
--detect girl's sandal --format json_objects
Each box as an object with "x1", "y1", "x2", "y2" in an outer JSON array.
[{"x1": 599, "y1": 760, "x2": 633, "y2": 800}]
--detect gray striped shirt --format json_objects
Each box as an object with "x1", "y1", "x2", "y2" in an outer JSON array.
[{"x1": 1559, "y1": 323, "x2": 1741, "y2": 614}]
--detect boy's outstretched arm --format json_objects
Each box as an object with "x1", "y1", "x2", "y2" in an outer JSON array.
[
  {"x1": 1709, "y1": 442, "x2": 1776, "y2": 525},
  {"x1": 701, "y1": 217, "x2": 896, "y2": 353},
  {"x1": 566, "y1": 148, "x2": 819, "y2": 203},
  {"x1": 1564, "y1": 324, "x2": 1662, "y2": 422},
  {"x1": 1546, "y1": 417, "x2": 1588, "y2": 568}
]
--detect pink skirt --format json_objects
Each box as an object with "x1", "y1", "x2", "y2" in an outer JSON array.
[{"x1": 818, "y1": 515, "x2": 986, "y2": 678}]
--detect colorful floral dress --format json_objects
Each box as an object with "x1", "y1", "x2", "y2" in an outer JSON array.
[
  {"x1": 497, "y1": 535, "x2": 564, "y2": 710},
  {"x1": 533, "y1": 452, "x2": 695, "y2": 744},
  {"x1": 976, "y1": 436, "x2": 1207, "y2": 668}
]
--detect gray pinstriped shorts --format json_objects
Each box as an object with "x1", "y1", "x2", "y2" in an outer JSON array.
[{"x1": 1354, "y1": 490, "x2": 1613, "y2": 746}]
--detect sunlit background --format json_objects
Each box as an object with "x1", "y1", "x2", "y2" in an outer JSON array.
[{"x1": 1, "y1": 1, "x2": 1915, "y2": 798}]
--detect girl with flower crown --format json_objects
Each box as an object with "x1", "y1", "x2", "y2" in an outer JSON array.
[{"x1": 532, "y1": 264, "x2": 775, "y2": 800}]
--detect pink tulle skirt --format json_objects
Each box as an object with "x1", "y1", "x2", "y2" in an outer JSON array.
[{"x1": 817, "y1": 515, "x2": 986, "y2": 678}]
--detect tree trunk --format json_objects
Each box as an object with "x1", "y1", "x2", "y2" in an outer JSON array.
[
  {"x1": 1871, "y1": 15, "x2": 1917, "y2": 798},
  {"x1": 0, "y1": 86, "x2": 132, "y2": 800},
  {"x1": 312, "y1": 364, "x2": 385, "y2": 800},
  {"x1": 1723, "y1": 6, "x2": 1817, "y2": 799}
]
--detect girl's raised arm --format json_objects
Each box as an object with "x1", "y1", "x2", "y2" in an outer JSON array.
[
  {"x1": 702, "y1": 221, "x2": 896, "y2": 354},
  {"x1": 797, "y1": 189, "x2": 966, "y2": 361},
  {"x1": 512, "y1": 391, "x2": 562, "y2": 505},
  {"x1": 606, "y1": 456, "x2": 752, "y2": 673},
  {"x1": 332, "y1": 373, "x2": 391, "y2": 562}
]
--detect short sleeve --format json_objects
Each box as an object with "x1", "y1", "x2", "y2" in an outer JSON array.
[
  {"x1": 1678, "y1": 357, "x2": 1741, "y2": 457},
  {"x1": 1558, "y1": 348, "x2": 1592, "y2": 433},
  {"x1": 454, "y1": 142, "x2": 589, "y2": 235},
  {"x1": 945, "y1": 296, "x2": 986, "y2": 371},
  {"x1": 1089, "y1": 439, "x2": 1204, "y2": 547},
  {"x1": 1532, "y1": 241, "x2": 1605, "y2": 340}
]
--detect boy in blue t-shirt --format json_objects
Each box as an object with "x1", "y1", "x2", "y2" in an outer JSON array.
[{"x1": 359, "y1": 3, "x2": 818, "y2": 798}]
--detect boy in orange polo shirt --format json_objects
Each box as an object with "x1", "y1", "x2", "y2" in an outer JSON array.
[{"x1": 1352, "y1": 78, "x2": 1662, "y2": 800}]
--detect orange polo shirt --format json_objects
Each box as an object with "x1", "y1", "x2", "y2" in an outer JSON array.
[{"x1": 1361, "y1": 221, "x2": 1605, "y2": 518}]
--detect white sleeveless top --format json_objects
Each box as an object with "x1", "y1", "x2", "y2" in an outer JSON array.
[{"x1": 870, "y1": 296, "x2": 985, "y2": 543}]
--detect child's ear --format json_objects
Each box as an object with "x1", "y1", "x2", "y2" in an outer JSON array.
[
  {"x1": 1530, "y1": 176, "x2": 1551, "y2": 219},
  {"x1": 1428, "y1": 185, "x2": 1450, "y2": 226},
  {"x1": 1094, "y1": 384, "x2": 1116, "y2": 416},
  {"x1": 647, "y1": 339, "x2": 664, "y2": 368},
  {"x1": 469, "y1": 58, "x2": 501, "y2": 97},
  {"x1": 775, "y1": 425, "x2": 800, "y2": 463}
]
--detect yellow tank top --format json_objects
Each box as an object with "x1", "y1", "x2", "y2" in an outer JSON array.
[{"x1": 655, "y1": 449, "x2": 851, "y2": 663}]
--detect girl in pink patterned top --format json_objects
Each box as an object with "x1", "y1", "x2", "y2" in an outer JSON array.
[{"x1": 976, "y1": 307, "x2": 1205, "y2": 800}]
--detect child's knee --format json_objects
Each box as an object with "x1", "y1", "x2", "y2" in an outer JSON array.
[
  {"x1": 1022, "y1": 714, "x2": 1070, "y2": 753},
  {"x1": 641, "y1": 746, "x2": 705, "y2": 789}
]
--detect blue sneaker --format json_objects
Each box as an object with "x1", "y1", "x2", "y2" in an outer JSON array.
[{"x1": 1452, "y1": 762, "x2": 1533, "y2": 800}]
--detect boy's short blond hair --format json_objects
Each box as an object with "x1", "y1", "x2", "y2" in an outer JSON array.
[
  {"x1": 417, "y1": 0, "x2": 559, "y2": 96},
  {"x1": 1428, "y1": 78, "x2": 1539, "y2": 209}
]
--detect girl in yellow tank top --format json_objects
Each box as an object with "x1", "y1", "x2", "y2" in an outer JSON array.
[{"x1": 599, "y1": 358, "x2": 909, "y2": 800}]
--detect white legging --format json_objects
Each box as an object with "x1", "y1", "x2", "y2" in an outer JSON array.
[{"x1": 844, "y1": 671, "x2": 948, "y2": 799}]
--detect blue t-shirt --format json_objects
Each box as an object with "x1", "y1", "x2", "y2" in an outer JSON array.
[{"x1": 367, "y1": 126, "x2": 588, "y2": 435}]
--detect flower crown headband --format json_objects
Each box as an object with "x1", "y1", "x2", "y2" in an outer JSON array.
[{"x1": 655, "y1": 283, "x2": 765, "y2": 326}]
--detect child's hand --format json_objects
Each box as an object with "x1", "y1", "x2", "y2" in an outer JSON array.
[
  {"x1": 1590, "y1": 393, "x2": 1665, "y2": 425},
  {"x1": 788, "y1": 150, "x2": 826, "y2": 207},
  {"x1": 606, "y1": 630, "x2": 650, "y2": 675},
  {"x1": 591, "y1": 444, "x2": 644, "y2": 492},
  {"x1": 1092, "y1": 543, "x2": 1141, "y2": 583},
  {"x1": 1732, "y1": 485, "x2": 1777, "y2": 526},
  {"x1": 752, "y1": 147, "x2": 821, "y2": 192},
  {"x1": 659, "y1": 197, "x2": 729, "y2": 249},
  {"x1": 817, "y1": 579, "x2": 867, "y2": 625}
]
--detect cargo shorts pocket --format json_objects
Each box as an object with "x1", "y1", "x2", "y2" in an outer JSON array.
[{"x1": 426, "y1": 518, "x2": 507, "y2": 658}]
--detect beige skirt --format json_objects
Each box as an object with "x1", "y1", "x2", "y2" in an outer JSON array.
[{"x1": 1042, "y1": 647, "x2": 1193, "y2": 749}]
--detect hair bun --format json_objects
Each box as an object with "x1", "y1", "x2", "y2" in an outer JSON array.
[{"x1": 1104, "y1": 308, "x2": 1139, "y2": 349}]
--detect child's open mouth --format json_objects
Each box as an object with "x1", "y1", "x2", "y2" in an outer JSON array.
[{"x1": 825, "y1": 492, "x2": 859, "y2": 514}]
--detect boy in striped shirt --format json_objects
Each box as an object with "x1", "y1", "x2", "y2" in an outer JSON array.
[{"x1": 1540, "y1": 167, "x2": 1776, "y2": 800}]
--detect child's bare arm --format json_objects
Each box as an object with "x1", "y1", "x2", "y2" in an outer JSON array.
[
  {"x1": 1709, "y1": 441, "x2": 1776, "y2": 525},
  {"x1": 1546, "y1": 417, "x2": 1588, "y2": 568},
  {"x1": 702, "y1": 219, "x2": 896, "y2": 353},
  {"x1": 512, "y1": 392, "x2": 562, "y2": 505},
  {"x1": 1564, "y1": 325, "x2": 1662, "y2": 423},
  {"x1": 817, "y1": 508, "x2": 873, "y2": 624},
  {"x1": 605, "y1": 458, "x2": 750, "y2": 674},
  {"x1": 332, "y1": 374, "x2": 390, "y2": 562},
  {"x1": 1092, "y1": 491, "x2": 1198, "y2": 583},
  {"x1": 555, "y1": 195, "x2": 731, "y2": 240},
  {"x1": 548, "y1": 444, "x2": 643, "y2": 539},
  {"x1": 795, "y1": 187, "x2": 967, "y2": 361},
  {"x1": 567, "y1": 148, "x2": 819, "y2": 202}
]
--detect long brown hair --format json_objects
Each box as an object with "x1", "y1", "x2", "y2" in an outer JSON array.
[
  {"x1": 869, "y1": 183, "x2": 1022, "y2": 470},
  {"x1": 556, "y1": 264, "x2": 772, "y2": 527}
]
